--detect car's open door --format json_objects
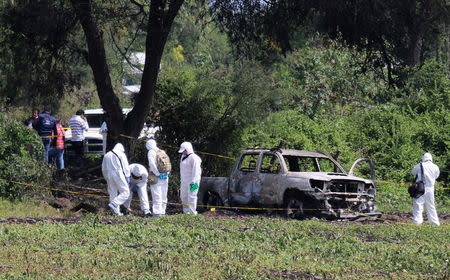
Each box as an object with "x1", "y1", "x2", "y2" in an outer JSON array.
[{"x1": 349, "y1": 158, "x2": 376, "y2": 187}]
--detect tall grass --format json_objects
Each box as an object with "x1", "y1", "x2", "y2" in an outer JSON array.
[
  {"x1": 0, "y1": 214, "x2": 448, "y2": 279},
  {"x1": 0, "y1": 198, "x2": 71, "y2": 218}
]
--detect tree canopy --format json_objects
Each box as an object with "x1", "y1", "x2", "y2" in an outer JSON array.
[{"x1": 210, "y1": 0, "x2": 449, "y2": 84}]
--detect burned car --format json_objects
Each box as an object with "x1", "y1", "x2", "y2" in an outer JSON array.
[{"x1": 199, "y1": 148, "x2": 381, "y2": 219}]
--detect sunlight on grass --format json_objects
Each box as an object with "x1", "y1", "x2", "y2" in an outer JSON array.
[{"x1": 0, "y1": 198, "x2": 74, "y2": 218}]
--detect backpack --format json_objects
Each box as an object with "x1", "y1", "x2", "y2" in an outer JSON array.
[{"x1": 156, "y1": 149, "x2": 171, "y2": 173}]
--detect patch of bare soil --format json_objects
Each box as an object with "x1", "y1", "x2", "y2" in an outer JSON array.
[{"x1": 261, "y1": 269, "x2": 333, "y2": 280}]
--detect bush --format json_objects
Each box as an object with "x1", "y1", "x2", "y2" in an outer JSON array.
[{"x1": 0, "y1": 117, "x2": 52, "y2": 199}]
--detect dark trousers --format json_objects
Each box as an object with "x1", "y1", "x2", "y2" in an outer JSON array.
[{"x1": 72, "y1": 141, "x2": 85, "y2": 166}]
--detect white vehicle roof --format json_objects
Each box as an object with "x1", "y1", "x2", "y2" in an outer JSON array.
[{"x1": 84, "y1": 108, "x2": 132, "y2": 115}]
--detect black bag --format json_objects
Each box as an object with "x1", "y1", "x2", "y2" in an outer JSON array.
[{"x1": 408, "y1": 163, "x2": 425, "y2": 199}]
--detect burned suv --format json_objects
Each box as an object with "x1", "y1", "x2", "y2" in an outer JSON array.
[{"x1": 199, "y1": 148, "x2": 381, "y2": 219}]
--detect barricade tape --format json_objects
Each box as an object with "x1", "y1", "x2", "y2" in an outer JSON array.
[
  {"x1": 118, "y1": 133, "x2": 450, "y2": 189},
  {"x1": 35, "y1": 131, "x2": 450, "y2": 190},
  {"x1": 0, "y1": 177, "x2": 373, "y2": 213},
  {"x1": 0, "y1": 178, "x2": 436, "y2": 225},
  {"x1": 376, "y1": 180, "x2": 449, "y2": 190}
]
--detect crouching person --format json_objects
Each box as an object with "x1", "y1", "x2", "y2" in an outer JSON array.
[
  {"x1": 102, "y1": 143, "x2": 130, "y2": 216},
  {"x1": 123, "y1": 163, "x2": 152, "y2": 216}
]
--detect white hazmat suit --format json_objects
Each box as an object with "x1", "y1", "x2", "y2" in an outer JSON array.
[
  {"x1": 178, "y1": 142, "x2": 202, "y2": 215},
  {"x1": 411, "y1": 152, "x2": 440, "y2": 226},
  {"x1": 102, "y1": 143, "x2": 130, "y2": 216},
  {"x1": 147, "y1": 140, "x2": 169, "y2": 216},
  {"x1": 100, "y1": 121, "x2": 107, "y2": 155},
  {"x1": 123, "y1": 163, "x2": 151, "y2": 215}
]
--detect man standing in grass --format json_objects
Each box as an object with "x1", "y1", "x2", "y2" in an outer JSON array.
[
  {"x1": 411, "y1": 152, "x2": 440, "y2": 226},
  {"x1": 147, "y1": 139, "x2": 170, "y2": 218},
  {"x1": 178, "y1": 141, "x2": 202, "y2": 215},
  {"x1": 102, "y1": 143, "x2": 130, "y2": 216}
]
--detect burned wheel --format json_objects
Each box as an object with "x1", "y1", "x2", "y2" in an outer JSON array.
[
  {"x1": 285, "y1": 195, "x2": 305, "y2": 219},
  {"x1": 201, "y1": 191, "x2": 223, "y2": 212}
]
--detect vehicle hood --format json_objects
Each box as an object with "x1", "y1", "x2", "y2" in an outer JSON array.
[{"x1": 286, "y1": 172, "x2": 370, "y2": 183}]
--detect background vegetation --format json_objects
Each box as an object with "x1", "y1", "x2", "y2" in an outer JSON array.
[{"x1": 0, "y1": 1, "x2": 448, "y2": 205}]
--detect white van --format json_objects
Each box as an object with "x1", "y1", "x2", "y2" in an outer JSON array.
[{"x1": 65, "y1": 108, "x2": 157, "y2": 155}]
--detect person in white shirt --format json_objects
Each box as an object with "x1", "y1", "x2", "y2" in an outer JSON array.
[
  {"x1": 123, "y1": 163, "x2": 151, "y2": 216},
  {"x1": 411, "y1": 152, "x2": 441, "y2": 226},
  {"x1": 69, "y1": 109, "x2": 89, "y2": 165}
]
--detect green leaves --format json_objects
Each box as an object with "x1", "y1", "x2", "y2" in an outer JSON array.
[{"x1": 0, "y1": 117, "x2": 51, "y2": 200}]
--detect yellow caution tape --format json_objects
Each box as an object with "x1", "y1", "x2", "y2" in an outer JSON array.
[{"x1": 376, "y1": 180, "x2": 449, "y2": 190}]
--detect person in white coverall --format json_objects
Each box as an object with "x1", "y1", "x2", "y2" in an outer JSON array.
[
  {"x1": 123, "y1": 163, "x2": 151, "y2": 216},
  {"x1": 100, "y1": 121, "x2": 107, "y2": 155},
  {"x1": 146, "y1": 140, "x2": 169, "y2": 217},
  {"x1": 178, "y1": 141, "x2": 202, "y2": 215},
  {"x1": 102, "y1": 143, "x2": 130, "y2": 216},
  {"x1": 411, "y1": 152, "x2": 440, "y2": 226}
]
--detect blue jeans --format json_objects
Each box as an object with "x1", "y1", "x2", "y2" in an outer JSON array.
[
  {"x1": 41, "y1": 137, "x2": 51, "y2": 163},
  {"x1": 49, "y1": 148, "x2": 65, "y2": 170},
  {"x1": 56, "y1": 149, "x2": 64, "y2": 170}
]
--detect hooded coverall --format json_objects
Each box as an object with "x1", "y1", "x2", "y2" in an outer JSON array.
[
  {"x1": 123, "y1": 163, "x2": 151, "y2": 215},
  {"x1": 178, "y1": 142, "x2": 202, "y2": 215},
  {"x1": 146, "y1": 140, "x2": 169, "y2": 215},
  {"x1": 412, "y1": 153, "x2": 440, "y2": 226},
  {"x1": 102, "y1": 143, "x2": 130, "y2": 214}
]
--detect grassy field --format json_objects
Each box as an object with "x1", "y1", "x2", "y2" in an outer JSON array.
[
  {"x1": 0, "y1": 198, "x2": 69, "y2": 218},
  {"x1": 0, "y1": 213, "x2": 449, "y2": 279},
  {"x1": 0, "y1": 180, "x2": 449, "y2": 279}
]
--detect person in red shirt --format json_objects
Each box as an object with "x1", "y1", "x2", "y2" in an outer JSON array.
[{"x1": 51, "y1": 118, "x2": 66, "y2": 170}]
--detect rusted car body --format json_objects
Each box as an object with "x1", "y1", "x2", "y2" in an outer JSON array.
[{"x1": 199, "y1": 148, "x2": 381, "y2": 219}]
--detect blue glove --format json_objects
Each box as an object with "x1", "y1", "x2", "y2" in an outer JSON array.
[
  {"x1": 131, "y1": 185, "x2": 138, "y2": 193},
  {"x1": 126, "y1": 177, "x2": 130, "y2": 184},
  {"x1": 159, "y1": 173, "x2": 169, "y2": 179}
]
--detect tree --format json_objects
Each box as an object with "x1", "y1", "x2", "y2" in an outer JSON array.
[
  {"x1": 210, "y1": 0, "x2": 449, "y2": 84},
  {"x1": 70, "y1": 0, "x2": 185, "y2": 151},
  {"x1": 0, "y1": 0, "x2": 87, "y2": 109}
]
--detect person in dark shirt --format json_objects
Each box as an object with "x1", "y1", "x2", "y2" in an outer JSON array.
[{"x1": 35, "y1": 108, "x2": 57, "y2": 163}]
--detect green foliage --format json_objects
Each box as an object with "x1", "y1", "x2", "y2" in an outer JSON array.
[
  {"x1": 272, "y1": 44, "x2": 388, "y2": 117},
  {"x1": 242, "y1": 110, "x2": 357, "y2": 169},
  {"x1": 154, "y1": 60, "x2": 278, "y2": 176},
  {"x1": 0, "y1": 117, "x2": 51, "y2": 200},
  {"x1": 0, "y1": 0, "x2": 89, "y2": 109},
  {"x1": 0, "y1": 198, "x2": 68, "y2": 218},
  {"x1": 0, "y1": 215, "x2": 448, "y2": 278}
]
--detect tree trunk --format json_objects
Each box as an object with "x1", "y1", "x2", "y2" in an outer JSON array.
[
  {"x1": 124, "y1": 0, "x2": 184, "y2": 152},
  {"x1": 406, "y1": 26, "x2": 426, "y2": 66},
  {"x1": 71, "y1": 0, "x2": 184, "y2": 154},
  {"x1": 71, "y1": 0, "x2": 123, "y2": 150}
]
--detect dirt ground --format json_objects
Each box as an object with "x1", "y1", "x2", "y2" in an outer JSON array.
[{"x1": 2, "y1": 207, "x2": 449, "y2": 226}]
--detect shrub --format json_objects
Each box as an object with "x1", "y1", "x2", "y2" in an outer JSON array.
[{"x1": 0, "y1": 117, "x2": 52, "y2": 199}]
